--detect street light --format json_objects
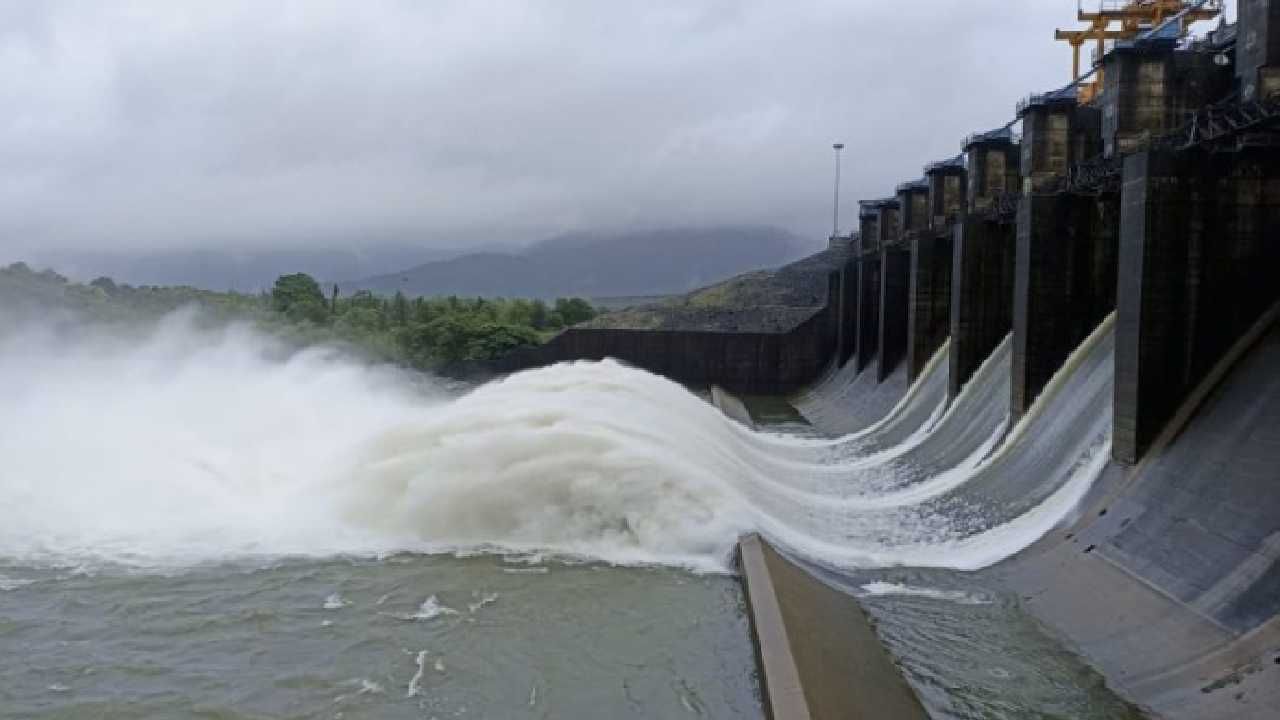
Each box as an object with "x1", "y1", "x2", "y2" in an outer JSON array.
[{"x1": 831, "y1": 143, "x2": 845, "y2": 239}]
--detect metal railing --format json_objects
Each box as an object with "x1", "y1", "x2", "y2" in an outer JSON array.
[
  {"x1": 895, "y1": 178, "x2": 929, "y2": 194},
  {"x1": 1156, "y1": 91, "x2": 1280, "y2": 151},
  {"x1": 924, "y1": 155, "x2": 965, "y2": 174},
  {"x1": 962, "y1": 126, "x2": 1016, "y2": 150},
  {"x1": 1017, "y1": 86, "x2": 1080, "y2": 116}
]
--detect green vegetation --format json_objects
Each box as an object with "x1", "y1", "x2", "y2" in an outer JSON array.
[{"x1": 0, "y1": 262, "x2": 597, "y2": 371}]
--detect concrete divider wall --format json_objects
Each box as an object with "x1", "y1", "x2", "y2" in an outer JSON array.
[{"x1": 488, "y1": 288, "x2": 837, "y2": 396}]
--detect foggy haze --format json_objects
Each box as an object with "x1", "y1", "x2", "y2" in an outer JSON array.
[{"x1": 0, "y1": 1, "x2": 1233, "y2": 262}]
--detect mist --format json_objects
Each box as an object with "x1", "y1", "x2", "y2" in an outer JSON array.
[{"x1": 0, "y1": 0, "x2": 1098, "y2": 263}]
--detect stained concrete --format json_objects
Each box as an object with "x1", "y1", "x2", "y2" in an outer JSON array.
[
  {"x1": 877, "y1": 244, "x2": 910, "y2": 382},
  {"x1": 992, "y1": 305, "x2": 1280, "y2": 719},
  {"x1": 949, "y1": 217, "x2": 1015, "y2": 399},
  {"x1": 1012, "y1": 192, "x2": 1118, "y2": 419},
  {"x1": 738, "y1": 534, "x2": 928, "y2": 720},
  {"x1": 854, "y1": 243, "x2": 881, "y2": 374},
  {"x1": 906, "y1": 232, "x2": 952, "y2": 382},
  {"x1": 1113, "y1": 147, "x2": 1280, "y2": 463}
]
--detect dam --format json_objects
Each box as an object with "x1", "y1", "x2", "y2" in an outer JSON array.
[
  {"x1": 484, "y1": 1, "x2": 1280, "y2": 717},
  {"x1": 2, "y1": 2, "x2": 1279, "y2": 719}
]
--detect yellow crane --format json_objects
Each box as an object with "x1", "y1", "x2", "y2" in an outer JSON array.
[{"x1": 1055, "y1": 0, "x2": 1222, "y2": 102}]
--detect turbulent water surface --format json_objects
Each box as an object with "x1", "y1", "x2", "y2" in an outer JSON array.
[
  {"x1": 1, "y1": 311, "x2": 1134, "y2": 718},
  {"x1": 0, "y1": 556, "x2": 756, "y2": 719}
]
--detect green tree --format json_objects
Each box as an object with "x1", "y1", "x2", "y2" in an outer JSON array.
[
  {"x1": 391, "y1": 290, "x2": 410, "y2": 326},
  {"x1": 334, "y1": 306, "x2": 382, "y2": 337},
  {"x1": 271, "y1": 273, "x2": 326, "y2": 315},
  {"x1": 529, "y1": 299, "x2": 549, "y2": 329},
  {"x1": 553, "y1": 297, "x2": 596, "y2": 326},
  {"x1": 348, "y1": 289, "x2": 382, "y2": 310},
  {"x1": 89, "y1": 276, "x2": 118, "y2": 294},
  {"x1": 466, "y1": 322, "x2": 540, "y2": 360}
]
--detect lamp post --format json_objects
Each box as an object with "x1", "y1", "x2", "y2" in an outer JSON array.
[{"x1": 831, "y1": 143, "x2": 845, "y2": 238}]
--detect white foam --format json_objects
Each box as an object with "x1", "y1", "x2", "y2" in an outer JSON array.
[
  {"x1": 322, "y1": 593, "x2": 349, "y2": 610},
  {"x1": 0, "y1": 309, "x2": 1117, "y2": 575},
  {"x1": 404, "y1": 595, "x2": 457, "y2": 621},
  {"x1": 859, "y1": 582, "x2": 991, "y2": 605},
  {"x1": 406, "y1": 650, "x2": 427, "y2": 697},
  {"x1": 0, "y1": 574, "x2": 35, "y2": 591}
]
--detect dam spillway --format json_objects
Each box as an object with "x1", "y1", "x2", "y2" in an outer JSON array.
[{"x1": 479, "y1": 2, "x2": 1280, "y2": 717}]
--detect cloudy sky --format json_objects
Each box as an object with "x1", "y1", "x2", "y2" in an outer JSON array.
[{"x1": 0, "y1": 0, "x2": 1233, "y2": 258}]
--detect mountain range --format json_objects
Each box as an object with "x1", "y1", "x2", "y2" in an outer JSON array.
[{"x1": 340, "y1": 226, "x2": 814, "y2": 299}]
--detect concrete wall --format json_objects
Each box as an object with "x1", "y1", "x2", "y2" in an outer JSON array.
[
  {"x1": 1101, "y1": 46, "x2": 1230, "y2": 158},
  {"x1": 879, "y1": 244, "x2": 911, "y2": 381},
  {"x1": 1114, "y1": 147, "x2": 1280, "y2": 464},
  {"x1": 927, "y1": 166, "x2": 966, "y2": 230},
  {"x1": 1012, "y1": 193, "x2": 1119, "y2": 418},
  {"x1": 489, "y1": 286, "x2": 837, "y2": 396},
  {"x1": 855, "y1": 240, "x2": 882, "y2": 373},
  {"x1": 836, "y1": 258, "x2": 858, "y2": 367},
  {"x1": 898, "y1": 186, "x2": 930, "y2": 234},
  {"x1": 1238, "y1": 0, "x2": 1280, "y2": 99},
  {"x1": 949, "y1": 217, "x2": 1016, "y2": 398},
  {"x1": 906, "y1": 231, "x2": 953, "y2": 381},
  {"x1": 967, "y1": 141, "x2": 1021, "y2": 213}
]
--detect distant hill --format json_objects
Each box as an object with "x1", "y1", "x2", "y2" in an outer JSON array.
[
  {"x1": 583, "y1": 246, "x2": 846, "y2": 333},
  {"x1": 21, "y1": 245, "x2": 512, "y2": 293},
  {"x1": 341, "y1": 226, "x2": 815, "y2": 299}
]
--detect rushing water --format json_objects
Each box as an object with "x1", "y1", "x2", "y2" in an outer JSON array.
[{"x1": 1, "y1": 309, "x2": 1131, "y2": 717}]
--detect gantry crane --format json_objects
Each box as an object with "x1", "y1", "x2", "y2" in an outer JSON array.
[{"x1": 1055, "y1": 0, "x2": 1223, "y2": 102}]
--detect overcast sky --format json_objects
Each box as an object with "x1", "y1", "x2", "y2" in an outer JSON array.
[{"x1": 0, "y1": 1, "x2": 1233, "y2": 258}]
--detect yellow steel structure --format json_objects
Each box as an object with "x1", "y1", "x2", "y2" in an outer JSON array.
[{"x1": 1055, "y1": 0, "x2": 1222, "y2": 102}]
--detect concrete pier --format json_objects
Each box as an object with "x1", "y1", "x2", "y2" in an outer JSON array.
[
  {"x1": 907, "y1": 232, "x2": 953, "y2": 382},
  {"x1": 831, "y1": 265, "x2": 855, "y2": 367},
  {"x1": 1114, "y1": 147, "x2": 1280, "y2": 463},
  {"x1": 1100, "y1": 38, "x2": 1230, "y2": 158},
  {"x1": 1012, "y1": 193, "x2": 1117, "y2": 418},
  {"x1": 907, "y1": 159, "x2": 964, "y2": 381},
  {"x1": 948, "y1": 130, "x2": 1019, "y2": 399},
  {"x1": 963, "y1": 127, "x2": 1020, "y2": 214},
  {"x1": 949, "y1": 217, "x2": 1015, "y2": 399},
  {"x1": 873, "y1": 190, "x2": 916, "y2": 381},
  {"x1": 854, "y1": 204, "x2": 883, "y2": 372},
  {"x1": 878, "y1": 242, "x2": 910, "y2": 381},
  {"x1": 850, "y1": 199, "x2": 898, "y2": 374}
]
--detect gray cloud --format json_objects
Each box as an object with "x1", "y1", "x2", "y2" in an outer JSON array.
[{"x1": 0, "y1": 1, "x2": 1232, "y2": 258}]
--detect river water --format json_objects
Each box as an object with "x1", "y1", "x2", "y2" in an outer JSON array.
[
  {"x1": 1, "y1": 311, "x2": 1139, "y2": 718},
  {"x1": 0, "y1": 557, "x2": 757, "y2": 719}
]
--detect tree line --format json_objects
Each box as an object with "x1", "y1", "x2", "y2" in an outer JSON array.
[
  {"x1": 270, "y1": 272, "x2": 595, "y2": 366},
  {"x1": 1, "y1": 263, "x2": 597, "y2": 371}
]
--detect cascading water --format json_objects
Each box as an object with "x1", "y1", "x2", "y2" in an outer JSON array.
[
  {"x1": 0, "y1": 310, "x2": 1114, "y2": 576},
  {"x1": 0, "y1": 308, "x2": 1135, "y2": 720}
]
